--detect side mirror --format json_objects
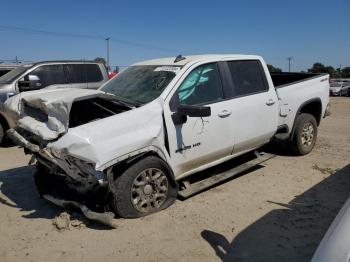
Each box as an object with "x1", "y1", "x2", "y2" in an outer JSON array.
[
  {"x1": 172, "y1": 104, "x2": 211, "y2": 125},
  {"x1": 18, "y1": 74, "x2": 42, "y2": 92}
]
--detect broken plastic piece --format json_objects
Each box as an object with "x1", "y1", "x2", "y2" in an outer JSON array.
[{"x1": 43, "y1": 194, "x2": 117, "y2": 228}]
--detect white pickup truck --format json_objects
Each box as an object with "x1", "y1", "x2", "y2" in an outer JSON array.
[{"x1": 6, "y1": 54, "x2": 330, "y2": 219}]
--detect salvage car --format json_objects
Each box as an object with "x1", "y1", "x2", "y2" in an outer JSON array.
[
  {"x1": 0, "y1": 60, "x2": 109, "y2": 144},
  {"x1": 5, "y1": 54, "x2": 330, "y2": 219}
]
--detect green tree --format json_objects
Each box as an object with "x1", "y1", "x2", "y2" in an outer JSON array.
[
  {"x1": 341, "y1": 67, "x2": 350, "y2": 78},
  {"x1": 267, "y1": 64, "x2": 282, "y2": 73},
  {"x1": 308, "y1": 63, "x2": 336, "y2": 77}
]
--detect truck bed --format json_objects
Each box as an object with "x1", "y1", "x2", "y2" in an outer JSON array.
[
  {"x1": 270, "y1": 72, "x2": 324, "y2": 88},
  {"x1": 273, "y1": 72, "x2": 329, "y2": 133}
]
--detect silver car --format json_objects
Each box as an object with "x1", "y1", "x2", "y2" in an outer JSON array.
[{"x1": 0, "y1": 60, "x2": 109, "y2": 144}]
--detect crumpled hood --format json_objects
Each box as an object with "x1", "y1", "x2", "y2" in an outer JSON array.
[
  {"x1": 5, "y1": 88, "x2": 104, "y2": 140},
  {"x1": 47, "y1": 99, "x2": 165, "y2": 171}
]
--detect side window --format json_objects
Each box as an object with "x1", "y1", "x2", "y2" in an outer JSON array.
[
  {"x1": 176, "y1": 63, "x2": 224, "y2": 106},
  {"x1": 26, "y1": 65, "x2": 66, "y2": 88},
  {"x1": 67, "y1": 64, "x2": 103, "y2": 83},
  {"x1": 228, "y1": 60, "x2": 268, "y2": 97},
  {"x1": 85, "y1": 64, "x2": 103, "y2": 82}
]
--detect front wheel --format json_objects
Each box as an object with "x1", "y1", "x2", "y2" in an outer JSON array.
[
  {"x1": 0, "y1": 122, "x2": 4, "y2": 145},
  {"x1": 108, "y1": 156, "x2": 178, "y2": 218},
  {"x1": 291, "y1": 113, "x2": 318, "y2": 155}
]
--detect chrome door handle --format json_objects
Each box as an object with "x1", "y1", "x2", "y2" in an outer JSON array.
[
  {"x1": 218, "y1": 109, "x2": 232, "y2": 118},
  {"x1": 266, "y1": 99, "x2": 276, "y2": 106}
]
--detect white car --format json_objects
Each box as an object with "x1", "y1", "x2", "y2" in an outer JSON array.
[
  {"x1": 330, "y1": 80, "x2": 350, "y2": 96},
  {"x1": 6, "y1": 54, "x2": 330, "y2": 218}
]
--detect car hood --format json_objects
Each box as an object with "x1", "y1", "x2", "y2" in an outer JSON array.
[
  {"x1": 47, "y1": 99, "x2": 165, "y2": 170},
  {"x1": 5, "y1": 88, "x2": 105, "y2": 140},
  {"x1": 330, "y1": 86, "x2": 341, "y2": 91},
  {"x1": 6, "y1": 87, "x2": 166, "y2": 171}
]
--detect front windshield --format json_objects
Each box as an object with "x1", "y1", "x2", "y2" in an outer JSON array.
[
  {"x1": 0, "y1": 65, "x2": 32, "y2": 84},
  {"x1": 100, "y1": 65, "x2": 181, "y2": 104}
]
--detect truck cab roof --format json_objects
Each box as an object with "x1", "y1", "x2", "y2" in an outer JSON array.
[{"x1": 134, "y1": 54, "x2": 263, "y2": 66}]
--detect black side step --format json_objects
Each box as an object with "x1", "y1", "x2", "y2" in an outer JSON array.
[{"x1": 178, "y1": 151, "x2": 275, "y2": 199}]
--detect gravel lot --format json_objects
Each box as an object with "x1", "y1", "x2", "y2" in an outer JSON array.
[{"x1": 0, "y1": 97, "x2": 349, "y2": 262}]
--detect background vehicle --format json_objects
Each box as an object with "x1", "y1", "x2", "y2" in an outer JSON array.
[
  {"x1": 7, "y1": 54, "x2": 330, "y2": 218},
  {"x1": 0, "y1": 63, "x2": 19, "y2": 77},
  {"x1": 0, "y1": 60, "x2": 109, "y2": 144},
  {"x1": 330, "y1": 79, "x2": 350, "y2": 96}
]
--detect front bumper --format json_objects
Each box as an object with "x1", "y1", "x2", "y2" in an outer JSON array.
[{"x1": 7, "y1": 128, "x2": 116, "y2": 226}]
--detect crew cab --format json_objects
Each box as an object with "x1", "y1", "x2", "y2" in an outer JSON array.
[
  {"x1": 0, "y1": 60, "x2": 109, "y2": 144},
  {"x1": 5, "y1": 54, "x2": 330, "y2": 219}
]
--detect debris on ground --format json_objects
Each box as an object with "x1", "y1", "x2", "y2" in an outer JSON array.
[
  {"x1": 52, "y1": 211, "x2": 88, "y2": 231},
  {"x1": 44, "y1": 195, "x2": 117, "y2": 229},
  {"x1": 312, "y1": 164, "x2": 338, "y2": 175}
]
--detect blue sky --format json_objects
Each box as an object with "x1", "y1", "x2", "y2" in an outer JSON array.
[{"x1": 0, "y1": 0, "x2": 349, "y2": 71}]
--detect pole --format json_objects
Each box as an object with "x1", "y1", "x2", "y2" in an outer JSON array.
[
  {"x1": 105, "y1": 37, "x2": 110, "y2": 70},
  {"x1": 287, "y1": 57, "x2": 292, "y2": 72}
]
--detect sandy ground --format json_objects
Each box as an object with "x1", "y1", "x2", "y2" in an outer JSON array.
[{"x1": 0, "y1": 97, "x2": 349, "y2": 262}]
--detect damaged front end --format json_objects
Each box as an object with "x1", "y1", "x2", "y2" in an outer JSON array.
[{"x1": 6, "y1": 88, "x2": 166, "y2": 223}]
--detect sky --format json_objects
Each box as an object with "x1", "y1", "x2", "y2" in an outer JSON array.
[{"x1": 0, "y1": 0, "x2": 349, "y2": 71}]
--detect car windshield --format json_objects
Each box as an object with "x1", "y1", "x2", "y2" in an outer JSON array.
[
  {"x1": 0, "y1": 64, "x2": 32, "y2": 84},
  {"x1": 100, "y1": 65, "x2": 180, "y2": 104}
]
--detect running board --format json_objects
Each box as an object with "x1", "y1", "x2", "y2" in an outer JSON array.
[{"x1": 178, "y1": 151, "x2": 275, "y2": 199}]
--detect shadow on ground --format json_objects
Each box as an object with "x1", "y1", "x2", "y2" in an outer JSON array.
[
  {"x1": 201, "y1": 164, "x2": 350, "y2": 262},
  {"x1": 0, "y1": 166, "x2": 111, "y2": 230}
]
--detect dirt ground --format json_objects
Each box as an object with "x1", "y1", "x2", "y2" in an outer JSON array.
[{"x1": 0, "y1": 97, "x2": 349, "y2": 262}]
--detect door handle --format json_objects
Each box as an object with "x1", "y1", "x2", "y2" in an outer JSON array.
[
  {"x1": 218, "y1": 109, "x2": 232, "y2": 118},
  {"x1": 266, "y1": 99, "x2": 276, "y2": 106}
]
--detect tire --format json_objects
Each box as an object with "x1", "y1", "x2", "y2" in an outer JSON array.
[
  {"x1": 108, "y1": 156, "x2": 178, "y2": 218},
  {"x1": 291, "y1": 113, "x2": 318, "y2": 155},
  {"x1": 0, "y1": 122, "x2": 4, "y2": 145}
]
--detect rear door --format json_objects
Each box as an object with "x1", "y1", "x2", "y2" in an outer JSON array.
[
  {"x1": 66, "y1": 64, "x2": 104, "y2": 89},
  {"x1": 224, "y1": 60, "x2": 278, "y2": 153},
  {"x1": 164, "y1": 62, "x2": 235, "y2": 177}
]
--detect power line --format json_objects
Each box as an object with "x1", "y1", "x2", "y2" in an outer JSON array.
[{"x1": 0, "y1": 25, "x2": 179, "y2": 53}]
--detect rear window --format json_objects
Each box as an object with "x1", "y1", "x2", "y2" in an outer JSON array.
[
  {"x1": 67, "y1": 64, "x2": 103, "y2": 83},
  {"x1": 227, "y1": 60, "x2": 268, "y2": 97}
]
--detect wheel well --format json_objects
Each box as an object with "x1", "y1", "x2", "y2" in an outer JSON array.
[
  {"x1": 298, "y1": 100, "x2": 322, "y2": 125},
  {"x1": 107, "y1": 151, "x2": 176, "y2": 184},
  {"x1": 0, "y1": 114, "x2": 9, "y2": 132}
]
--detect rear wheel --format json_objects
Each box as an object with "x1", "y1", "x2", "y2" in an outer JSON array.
[
  {"x1": 108, "y1": 156, "x2": 178, "y2": 218},
  {"x1": 291, "y1": 113, "x2": 318, "y2": 155}
]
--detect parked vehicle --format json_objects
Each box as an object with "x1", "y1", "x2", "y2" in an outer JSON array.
[
  {"x1": 0, "y1": 64, "x2": 20, "y2": 77},
  {"x1": 312, "y1": 195, "x2": 350, "y2": 262},
  {"x1": 329, "y1": 80, "x2": 350, "y2": 96},
  {"x1": 6, "y1": 54, "x2": 330, "y2": 219},
  {"x1": 0, "y1": 60, "x2": 109, "y2": 144}
]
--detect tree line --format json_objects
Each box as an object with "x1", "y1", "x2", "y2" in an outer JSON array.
[{"x1": 267, "y1": 63, "x2": 350, "y2": 78}]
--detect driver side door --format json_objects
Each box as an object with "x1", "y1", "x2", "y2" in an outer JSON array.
[{"x1": 164, "y1": 62, "x2": 235, "y2": 178}]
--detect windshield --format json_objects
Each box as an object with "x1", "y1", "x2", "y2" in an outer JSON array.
[
  {"x1": 0, "y1": 65, "x2": 32, "y2": 84},
  {"x1": 100, "y1": 65, "x2": 180, "y2": 104}
]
